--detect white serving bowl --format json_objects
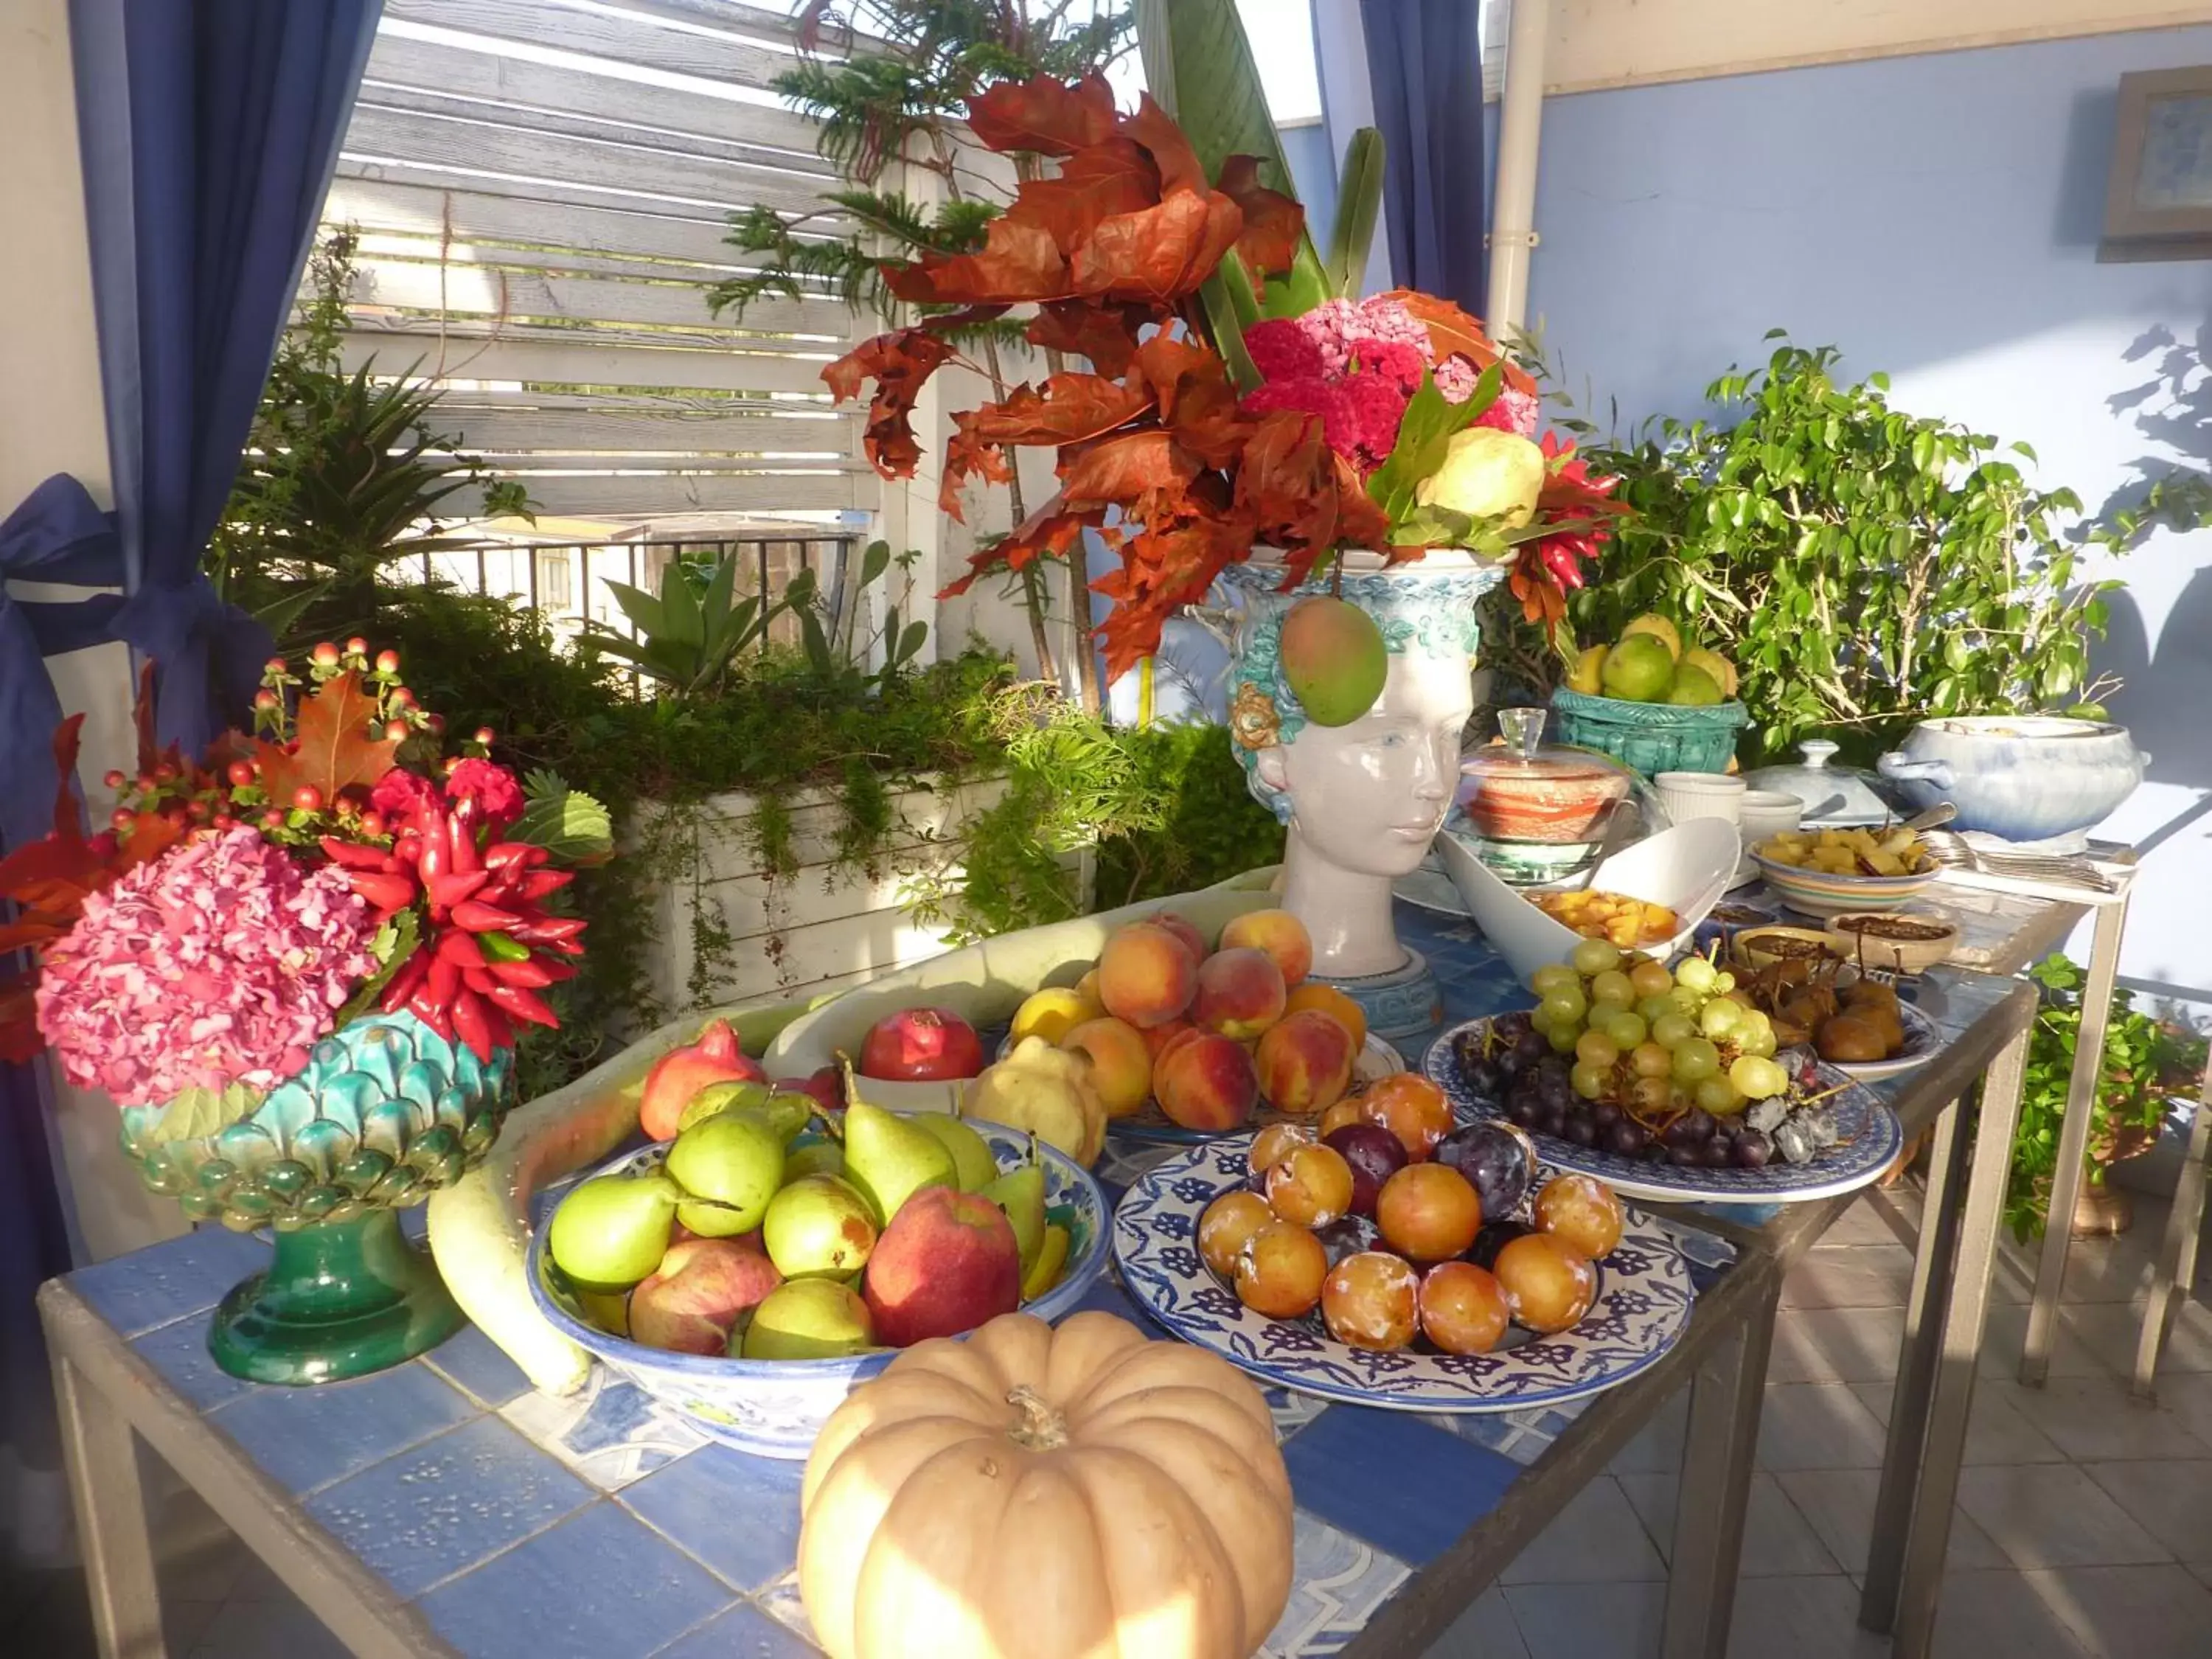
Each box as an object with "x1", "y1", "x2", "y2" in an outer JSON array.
[{"x1": 1436, "y1": 818, "x2": 1742, "y2": 982}]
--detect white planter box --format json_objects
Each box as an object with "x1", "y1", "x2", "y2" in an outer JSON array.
[{"x1": 633, "y1": 774, "x2": 1012, "y2": 1015}]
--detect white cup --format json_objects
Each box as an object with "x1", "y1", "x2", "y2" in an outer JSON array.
[
  {"x1": 1654, "y1": 771, "x2": 1746, "y2": 827},
  {"x1": 1738, "y1": 789, "x2": 1807, "y2": 846}
]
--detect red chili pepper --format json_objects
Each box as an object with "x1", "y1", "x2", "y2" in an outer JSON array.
[
  {"x1": 379, "y1": 950, "x2": 430, "y2": 1013},
  {"x1": 509, "y1": 916, "x2": 586, "y2": 945},
  {"x1": 518, "y1": 870, "x2": 573, "y2": 900},
  {"x1": 462, "y1": 965, "x2": 495, "y2": 995},
  {"x1": 483, "y1": 841, "x2": 542, "y2": 871},
  {"x1": 451, "y1": 898, "x2": 526, "y2": 933},
  {"x1": 486, "y1": 956, "x2": 554, "y2": 989},
  {"x1": 347, "y1": 871, "x2": 417, "y2": 916},
  {"x1": 426, "y1": 869, "x2": 488, "y2": 911},
  {"x1": 436, "y1": 929, "x2": 485, "y2": 967},
  {"x1": 486, "y1": 982, "x2": 558, "y2": 1029},
  {"x1": 419, "y1": 827, "x2": 447, "y2": 884},
  {"x1": 427, "y1": 952, "x2": 460, "y2": 1008},
  {"x1": 408, "y1": 990, "x2": 455, "y2": 1042},
  {"x1": 531, "y1": 958, "x2": 579, "y2": 984},
  {"x1": 480, "y1": 1001, "x2": 515, "y2": 1054},
  {"x1": 448, "y1": 808, "x2": 481, "y2": 877},
  {"x1": 545, "y1": 937, "x2": 585, "y2": 957},
  {"x1": 320, "y1": 837, "x2": 391, "y2": 871},
  {"x1": 452, "y1": 988, "x2": 494, "y2": 1060}
]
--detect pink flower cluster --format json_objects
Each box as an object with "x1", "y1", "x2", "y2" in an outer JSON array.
[
  {"x1": 1474, "y1": 383, "x2": 1541, "y2": 439},
  {"x1": 35, "y1": 827, "x2": 378, "y2": 1109},
  {"x1": 1241, "y1": 296, "x2": 1494, "y2": 473}
]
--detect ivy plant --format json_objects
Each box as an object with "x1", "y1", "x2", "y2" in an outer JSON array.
[{"x1": 1491, "y1": 336, "x2": 2148, "y2": 765}]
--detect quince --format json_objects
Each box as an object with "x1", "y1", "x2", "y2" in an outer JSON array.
[
  {"x1": 1565, "y1": 644, "x2": 1607, "y2": 696},
  {"x1": 1415, "y1": 429, "x2": 1545, "y2": 527},
  {"x1": 963, "y1": 1036, "x2": 1106, "y2": 1166}
]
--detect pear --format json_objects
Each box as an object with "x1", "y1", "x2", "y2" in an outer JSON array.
[
  {"x1": 782, "y1": 1135, "x2": 845, "y2": 1181},
  {"x1": 910, "y1": 1111, "x2": 998, "y2": 1192},
  {"x1": 676, "y1": 1079, "x2": 771, "y2": 1137},
  {"x1": 841, "y1": 1096, "x2": 956, "y2": 1225},
  {"x1": 1021, "y1": 1223, "x2": 1071, "y2": 1301},
  {"x1": 546, "y1": 1172, "x2": 680, "y2": 1292},
  {"x1": 981, "y1": 1163, "x2": 1047, "y2": 1276},
  {"x1": 762, "y1": 1175, "x2": 877, "y2": 1280},
  {"x1": 759, "y1": 1090, "x2": 818, "y2": 1143},
  {"x1": 666, "y1": 1111, "x2": 785, "y2": 1237},
  {"x1": 740, "y1": 1279, "x2": 874, "y2": 1360}
]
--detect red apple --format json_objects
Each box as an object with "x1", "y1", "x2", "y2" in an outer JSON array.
[
  {"x1": 861, "y1": 1186, "x2": 1020, "y2": 1346},
  {"x1": 858, "y1": 1007, "x2": 986, "y2": 1082},
  {"x1": 628, "y1": 1237, "x2": 782, "y2": 1355},
  {"x1": 776, "y1": 1065, "x2": 844, "y2": 1113}
]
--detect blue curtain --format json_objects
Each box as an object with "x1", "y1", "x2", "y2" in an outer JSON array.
[
  {"x1": 1358, "y1": 0, "x2": 1489, "y2": 314},
  {"x1": 68, "y1": 0, "x2": 385, "y2": 757}
]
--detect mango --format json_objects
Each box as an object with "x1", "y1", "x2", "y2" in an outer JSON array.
[
  {"x1": 1279, "y1": 597, "x2": 1387, "y2": 728},
  {"x1": 1415, "y1": 428, "x2": 1545, "y2": 526}
]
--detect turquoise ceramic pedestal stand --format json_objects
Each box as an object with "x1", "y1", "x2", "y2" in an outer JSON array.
[{"x1": 210, "y1": 1210, "x2": 464, "y2": 1385}]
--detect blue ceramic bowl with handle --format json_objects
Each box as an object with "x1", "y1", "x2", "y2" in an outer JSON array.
[
  {"x1": 526, "y1": 1120, "x2": 1108, "y2": 1458},
  {"x1": 1876, "y1": 717, "x2": 2146, "y2": 844}
]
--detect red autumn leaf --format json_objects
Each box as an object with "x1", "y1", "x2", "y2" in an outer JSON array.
[
  {"x1": 1120, "y1": 94, "x2": 1208, "y2": 195},
  {"x1": 965, "y1": 72, "x2": 1118, "y2": 156},
  {"x1": 0, "y1": 979, "x2": 39, "y2": 1065},
  {"x1": 253, "y1": 671, "x2": 401, "y2": 806},
  {"x1": 1071, "y1": 189, "x2": 1244, "y2": 305},
  {"x1": 939, "y1": 374, "x2": 1152, "y2": 521},
  {"x1": 1134, "y1": 335, "x2": 1252, "y2": 469},
  {"x1": 940, "y1": 497, "x2": 1103, "y2": 597},
  {"x1": 1382, "y1": 290, "x2": 1540, "y2": 400},
  {"x1": 823, "y1": 328, "x2": 956, "y2": 478},
  {"x1": 1013, "y1": 138, "x2": 1161, "y2": 254},
  {"x1": 1216, "y1": 155, "x2": 1304, "y2": 284},
  {"x1": 939, "y1": 411, "x2": 1015, "y2": 521},
  {"x1": 1025, "y1": 299, "x2": 1150, "y2": 376},
  {"x1": 1058, "y1": 429, "x2": 1200, "y2": 514},
  {"x1": 1091, "y1": 514, "x2": 1253, "y2": 682},
  {"x1": 884, "y1": 217, "x2": 1069, "y2": 307}
]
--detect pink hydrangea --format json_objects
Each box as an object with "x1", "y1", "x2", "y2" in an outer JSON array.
[{"x1": 34, "y1": 827, "x2": 378, "y2": 1109}]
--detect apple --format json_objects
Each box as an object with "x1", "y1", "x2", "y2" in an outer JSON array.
[{"x1": 858, "y1": 1007, "x2": 986, "y2": 1082}]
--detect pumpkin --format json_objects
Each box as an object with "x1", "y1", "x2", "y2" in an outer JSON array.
[{"x1": 798, "y1": 1310, "x2": 1294, "y2": 1659}]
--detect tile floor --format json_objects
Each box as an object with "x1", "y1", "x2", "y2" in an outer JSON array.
[{"x1": 4, "y1": 1180, "x2": 2210, "y2": 1659}]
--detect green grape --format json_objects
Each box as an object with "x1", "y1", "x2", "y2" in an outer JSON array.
[
  {"x1": 1630, "y1": 1074, "x2": 1674, "y2": 1114},
  {"x1": 1531, "y1": 964, "x2": 1581, "y2": 998},
  {"x1": 1548, "y1": 1021, "x2": 1581, "y2": 1054},
  {"x1": 1602, "y1": 1012, "x2": 1649, "y2": 1050},
  {"x1": 1540, "y1": 986, "x2": 1588, "y2": 1026},
  {"x1": 1570, "y1": 939, "x2": 1624, "y2": 977},
  {"x1": 1676, "y1": 956, "x2": 1718, "y2": 994},
  {"x1": 1697, "y1": 999, "x2": 1742, "y2": 1040},
  {"x1": 1569, "y1": 1060, "x2": 1608, "y2": 1100},
  {"x1": 1695, "y1": 1075, "x2": 1745, "y2": 1116},
  {"x1": 1728, "y1": 1054, "x2": 1789, "y2": 1099},
  {"x1": 1630, "y1": 1041, "x2": 1674, "y2": 1078},
  {"x1": 1636, "y1": 995, "x2": 1677, "y2": 1027},
  {"x1": 1736, "y1": 1023, "x2": 1778, "y2": 1059},
  {"x1": 1627, "y1": 960, "x2": 1674, "y2": 999},
  {"x1": 1671, "y1": 1037, "x2": 1721, "y2": 1083},
  {"x1": 1667, "y1": 984, "x2": 1705, "y2": 1014},
  {"x1": 1713, "y1": 970, "x2": 1737, "y2": 994},
  {"x1": 1575, "y1": 1029, "x2": 1621, "y2": 1068},
  {"x1": 1589, "y1": 970, "x2": 1636, "y2": 1008},
  {"x1": 1650, "y1": 1012, "x2": 1696, "y2": 1049}
]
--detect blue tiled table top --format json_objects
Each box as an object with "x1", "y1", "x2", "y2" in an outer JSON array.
[{"x1": 64, "y1": 899, "x2": 2023, "y2": 1659}]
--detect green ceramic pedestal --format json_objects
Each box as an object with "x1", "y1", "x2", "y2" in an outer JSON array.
[{"x1": 209, "y1": 1209, "x2": 464, "y2": 1385}]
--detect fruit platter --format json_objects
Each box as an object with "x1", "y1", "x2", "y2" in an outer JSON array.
[
  {"x1": 528, "y1": 1071, "x2": 1107, "y2": 1457},
  {"x1": 1422, "y1": 939, "x2": 1902, "y2": 1205},
  {"x1": 1113, "y1": 1116, "x2": 1693, "y2": 1411}
]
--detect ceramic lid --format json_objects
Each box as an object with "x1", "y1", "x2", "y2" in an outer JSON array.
[
  {"x1": 1740, "y1": 740, "x2": 1902, "y2": 827},
  {"x1": 1458, "y1": 707, "x2": 1632, "y2": 796}
]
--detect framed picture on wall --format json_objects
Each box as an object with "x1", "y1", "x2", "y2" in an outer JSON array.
[{"x1": 2102, "y1": 66, "x2": 2212, "y2": 262}]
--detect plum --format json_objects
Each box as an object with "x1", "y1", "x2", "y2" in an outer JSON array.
[
  {"x1": 1434, "y1": 1121, "x2": 1538, "y2": 1220},
  {"x1": 1322, "y1": 1121, "x2": 1410, "y2": 1217}
]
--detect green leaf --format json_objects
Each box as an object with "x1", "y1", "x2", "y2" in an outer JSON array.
[
  {"x1": 658, "y1": 564, "x2": 705, "y2": 649},
  {"x1": 1326, "y1": 127, "x2": 1385, "y2": 298},
  {"x1": 602, "y1": 580, "x2": 667, "y2": 639},
  {"x1": 1197, "y1": 272, "x2": 1263, "y2": 392},
  {"x1": 858, "y1": 539, "x2": 891, "y2": 589},
  {"x1": 700, "y1": 549, "x2": 737, "y2": 636},
  {"x1": 896, "y1": 619, "x2": 928, "y2": 664},
  {"x1": 509, "y1": 770, "x2": 614, "y2": 864},
  {"x1": 142, "y1": 1082, "x2": 265, "y2": 1150},
  {"x1": 333, "y1": 908, "x2": 420, "y2": 1030},
  {"x1": 1366, "y1": 365, "x2": 1500, "y2": 526}
]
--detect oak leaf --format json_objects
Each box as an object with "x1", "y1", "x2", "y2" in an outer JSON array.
[
  {"x1": 252, "y1": 670, "x2": 400, "y2": 805},
  {"x1": 824, "y1": 328, "x2": 956, "y2": 479},
  {"x1": 1217, "y1": 155, "x2": 1304, "y2": 285},
  {"x1": 1120, "y1": 95, "x2": 1208, "y2": 195},
  {"x1": 1071, "y1": 189, "x2": 1244, "y2": 305},
  {"x1": 1024, "y1": 299, "x2": 1150, "y2": 376},
  {"x1": 964, "y1": 73, "x2": 1118, "y2": 156}
]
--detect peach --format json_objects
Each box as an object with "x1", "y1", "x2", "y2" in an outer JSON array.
[
  {"x1": 1142, "y1": 1016, "x2": 1195, "y2": 1061},
  {"x1": 1285, "y1": 982, "x2": 1366, "y2": 1052},
  {"x1": 1254, "y1": 1008, "x2": 1357, "y2": 1117},
  {"x1": 1192, "y1": 947, "x2": 1287, "y2": 1041},
  {"x1": 1220, "y1": 909, "x2": 1313, "y2": 988},
  {"x1": 1096, "y1": 923, "x2": 1199, "y2": 1030},
  {"x1": 1318, "y1": 1097, "x2": 1367, "y2": 1138},
  {"x1": 1062, "y1": 1016, "x2": 1152, "y2": 1119},
  {"x1": 629, "y1": 1237, "x2": 783, "y2": 1355},
  {"x1": 1152, "y1": 911, "x2": 1210, "y2": 964},
  {"x1": 1154, "y1": 1032, "x2": 1259, "y2": 1132},
  {"x1": 1077, "y1": 968, "x2": 1102, "y2": 1007}
]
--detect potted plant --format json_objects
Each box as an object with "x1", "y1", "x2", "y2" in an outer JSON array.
[
  {"x1": 822, "y1": 70, "x2": 1620, "y2": 1035},
  {"x1": 1, "y1": 643, "x2": 607, "y2": 1382}
]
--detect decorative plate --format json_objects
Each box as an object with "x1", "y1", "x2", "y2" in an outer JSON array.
[
  {"x1": 1421, "y1": 1018, "x2": 1904, "y2": 1206},
  {"x1": 1822, "y1": 998, "x2": 1943, "y2": 1082},
  {"x1": 1098, "y1": 1034, "x2": 1406, "y2": 1147},
  {"x1": 1113, "y1": 1138, "x2": 1694, "y2": 1412}
]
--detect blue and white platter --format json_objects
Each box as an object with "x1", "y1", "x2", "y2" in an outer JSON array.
[
  {"x1": 1112, "y1": 1137, "x2": 1694, "y2": 1413},
  {"x1": 1421, "y1": 1017, "x2": 1904, "y2": 1207},
  {"x1": 1824, "y1": 998, "x2": 1941, "y2": 1082}
]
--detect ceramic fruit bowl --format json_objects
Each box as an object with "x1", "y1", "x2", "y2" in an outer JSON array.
[
  {"x1": 1437, "y1": 818, "x2": 1739, "y2": 981},
  {"x1": 1751, "y1": 848, "x2": 1938, "y2": 918},
  {"x1": 1730, "y1": 926, "x2": 1840, "y2": 971},
  {"x1": 1823, "y1": 911, "x2": 1958, "y2": 975},
  {"x1": 527, "y1": 1121, "x2": 1108, "y2": 1458}
]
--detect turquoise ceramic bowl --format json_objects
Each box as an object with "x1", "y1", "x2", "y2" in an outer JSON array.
[
  {"x1": 1750, "y1": 849, "x2": 1938, "y2": 919},
  {"x1": 1549, "y1": 688, "x2": 1748, "y2": 776},
  {"x1": 527, "y1": 1120, "x2": 1108, "y2": 1458}
]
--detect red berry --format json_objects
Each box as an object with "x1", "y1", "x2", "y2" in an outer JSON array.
[
  {"x1": 109, "y1": 808, "x2": 134, "y2": 830},
  {"x1": 473, "y1": 727, "x2": 496, "y2": 747},
  {"x1": 384, "y1": 719, "x2": 410, "y2": 742},
  {"x1": 102, "y1": 769, "x2": 125, "y2": 790},
  {"x1": 310, "y1": 642, "x2": 339, "y2": 667},
  {"x1": 261, "y1": 808, "x2": 287, "y2": 828},
  {"x1": 187, "y1": 800, "x2": 211, "y2": 821},
  {"x1": 389, "y1": 687, "x2": 414, "y2": 709},
  {"x1": 264, "y1": 656, "x2": 288, "y2": 675},
  {"x1": 293, "y1": 786, "x2": 324, "y2": 813},
  {"x1": 212, "y1": 814, "x2": 236, "y2": 830},
  {"x1": 153, "y1": 764, "x2": 177, "y2": 785},
  {"x1": 375, "y1": 650, "x2": 400, "y2": 674},
  {"x1": 359, "y1": 810, "x2": 386, "y2": 838},
  {"x1": 134, "y1": 773, "x2": 156, "y2": 793},
  {"x1": 254, "y1": 689, "x2": 279, "y2": 710},
  {"x1": 345, "y1": 636, "x2": 367, "y2": 655},
  {"x1": 226, "y1": 760, "x2": 255, "y2": 787},
  {"x1": 426, "y1": 714, "x2": 446, "y2": 734}
]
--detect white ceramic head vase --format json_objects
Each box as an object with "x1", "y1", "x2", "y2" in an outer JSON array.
[{"x1": 1216, "y1": 551, "x2": 1500, "y2": 1035}]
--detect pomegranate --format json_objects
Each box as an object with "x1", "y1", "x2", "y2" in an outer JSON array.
[
  {"x1": 858, "y1": 1007, "x2": 986, "y2": 1082},
  {"x1": 639, "y1": 1018, "x2": 766, "y2": 1141}
]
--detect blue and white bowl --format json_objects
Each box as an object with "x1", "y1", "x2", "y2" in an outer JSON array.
[
  {"x1": 528, "y1": 1121, "x2": 1108, "y2": 1458},
  {"x1": 1877, "y1": 717, "x2": 2146, "y2": 845}
]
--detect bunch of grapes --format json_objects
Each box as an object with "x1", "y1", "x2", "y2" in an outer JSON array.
[{"x1": 1454, "y1": 940, "x2": 1798, "y2": 1172}]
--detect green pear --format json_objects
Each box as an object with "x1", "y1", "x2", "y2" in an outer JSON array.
[
  {"x1": 676, "y1": 1079, "x2": 772, "y2": 1137},
  {"x1": 666, "y1": 1111, "x2": 785, "y2": 1236},
  {"x1": 740, "y1": 1279, "x2": 875, "y2": 1360},
  {"x1": 981, "y1": 1164, "x2": 1047, "y2": 1276},
  {"x1": 762, "y1": 1175, "x2": 878, "y2": 1280},
  {"x1": 546, "y1": 1172, "x2": 680, "y2": 1292},
  {"x1": 910, "y1": 1112, "x2": 998, "y2": 1192},
  {"x1": 759, "y1": 1091, "x2": 817, "y2": 1143},
  {"x1": 782, "y1": 1135, "x2": 845, "y2": 1181},
  {"x1": 841, "y1": 1097, "x2": 956, "y2": 1225}
]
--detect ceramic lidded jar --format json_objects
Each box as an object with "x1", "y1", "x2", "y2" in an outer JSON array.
[
  {"x1": 1451, "y1": 712, "x2": 1634, "y2": 887},
  {"x1": 1215, "y1": 549, "x2": 1500, "y2": 1040},
  {"x1": 1876, "y1": 717, "x2": 2146, "y2": 846},
  {"x1": 1741, "y1": 740, "x2": 1902, "y2": 829}
]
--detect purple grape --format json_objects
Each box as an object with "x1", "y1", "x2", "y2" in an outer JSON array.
[
  {"x1": 1593, "y1": 1101, "x2": 1624, "y2": 1132},
  {"x1": 1732, "y1": 1130, "x2": 1773, "y2": 1169},
  {"x1": 1664, "y1": 1107, "x2": 1716, "y2": 1149},
  {"x1": 1700, "y1": 1136, "x2": 1735, "y2": 1169},
  {"x1": 1564, "y1": 1118, "x2": 1599, "y2": 1148},
  {"x1": 1506, "y1": 1096, "x2": 1541, "y2": 1128},
  {"x1": 1671, "y1": 1145, "x2": 1705, "y2": 1167},
  {"x1": 1495, "y1": 1010, "x2": 1535, "y2": 1043},
  {"x1": 1535, "y1": 1104, "x2": 1568, "y2": 1138},
  {"x1": 1607, "y1": 1121, "x2": 1647, "y2": 1158},
  {"x1": 1512, "y1": 1029, "x2": 1548, "y2": 1066}
]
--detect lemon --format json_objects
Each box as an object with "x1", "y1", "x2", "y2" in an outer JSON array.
[
  {"x1": 1621, "y1": 614, "x2": 1683, "y2": 661},
  {"x1": 1565, "y1": 644, "x2": 1607, "y2": 696},
  {"x1": 1601, "y1": 634, "x2": 1676, "y2": 702},
  {"x1": 1680, "y1": 645, "x2": 1738, "y2": 699},
  {"x1": 1667, "y1": 665, "x2": 1725, "y2": 706}
]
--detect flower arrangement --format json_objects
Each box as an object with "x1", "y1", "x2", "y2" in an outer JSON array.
[
  {"x1": 1, "y1": 641, "x2": 607, "y2": 1121},
  {"x1": 821, "y1": 74, "x2": 1623, "y2": 678}
]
